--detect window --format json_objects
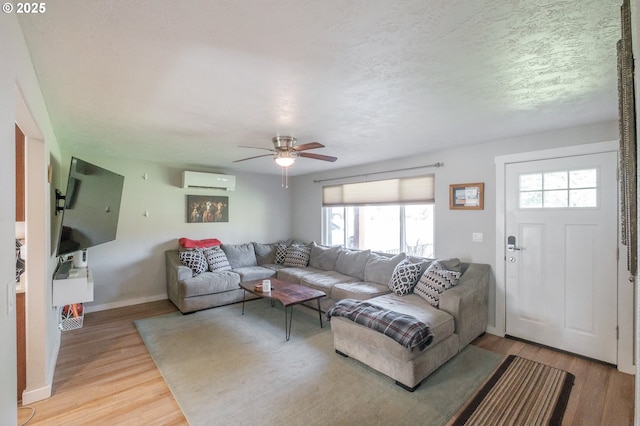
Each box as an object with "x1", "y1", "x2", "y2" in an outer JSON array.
[
  {"x1": 321, "y1": 175, "x2": 435, "y2": 257},
  {"x1": 519, "y1": 168, "x2": 598, "y2": 208},
  {"x1": 323, "y1": 205, "x2": 434, "y2": 257}
]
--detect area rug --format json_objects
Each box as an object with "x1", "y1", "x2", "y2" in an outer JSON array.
[
  {"x1": 135, "y1": 301, "x2": 503, "y2": 426},
  {"x1": 451, "y1": 355, "x2": 575, "y2": 426}
]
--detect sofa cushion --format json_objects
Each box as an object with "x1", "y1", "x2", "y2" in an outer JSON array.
[
  {"x1": 259, "y1": 263, "x2": 288, "y2": 273},
  {"x1": 365, "y1": 293, "x2": 455, "y2": 347},
  {"x1": 335, "y1": 249, "x2": 371, "y2": 280},
  {"x1": 364, "y1": 252, "x2": 406, "y2": 285},
  {"x1": 179, "y1": 271, "x2": 241, "y2": 297},
  {"x1": 331, "y1": 282, "x2": 391, "y2": 301},
  {"x1": 388, "y1": 259, "x2": 422, "y2": 296},
  {"x1": 300, "y1": 270, "x2": 359, "y2": 294},
  {"x1": 408, "y1": 257, "x2": 461, "y2": 276},
  {"x1": 179, "y1": 249, "x2": 208, "y2": 276},
  {"x1": 221, "y1": 243, "x2": 257, "y2": 268},
  {"x1": 203, "y1": 246, "x2": 232, "y2": 271},
  {"x1": 274, "y1": 243, "x2": 288, "y2": 264},
  {"x1": 234, "y1": 266, "x2": 277, "y2": 282},
  {"x1": 277, "y1": 267, "x2": 321, "y2": 284},
  {"x1": 414, "y1": 260, "x2": 462, "y2": 307},
  {"x1": 284, "y1": 244, "x2": 311, "y2": 267},
  {"x1": 308, "y1": 243, "x2": 342, "y2": 271},
  {"x1": 252, "y1": 242, "x2": 279, "y2": 265}
]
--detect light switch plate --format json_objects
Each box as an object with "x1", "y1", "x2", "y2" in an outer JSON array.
[
  {"x1": 7, "y1": 279, "x2": 16, "y2": 315},
  {"x1": 472, "y1": 232, "x2": 483, "y2": 243}
]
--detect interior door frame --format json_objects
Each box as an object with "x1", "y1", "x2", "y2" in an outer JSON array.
[{"x1": 495, "y1": 141, "x2": 634, "y2": 374}]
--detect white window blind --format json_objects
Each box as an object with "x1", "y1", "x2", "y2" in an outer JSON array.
[{"x1": 322, "y1": 175, "x2": 435, "y2": 206}]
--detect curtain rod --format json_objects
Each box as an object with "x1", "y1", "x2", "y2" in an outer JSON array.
[{"x1": 313, "y1": 162, "x2": 443, "y2": 184}]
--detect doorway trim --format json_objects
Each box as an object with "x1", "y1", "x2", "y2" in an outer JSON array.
[
  {"x1": 494, "y1": 140, "x2": 634, "y2": 374},
  {"x1": 15, "y1": 85, "x2": 58, "y2": 403}
]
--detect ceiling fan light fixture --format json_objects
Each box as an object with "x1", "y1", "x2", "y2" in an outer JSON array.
[{"x1": 275, "y1": 155, "x2": 295, "y2": 168}]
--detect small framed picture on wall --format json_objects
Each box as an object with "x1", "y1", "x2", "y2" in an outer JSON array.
[{"x1": 449, "y1": 183, "x2": 484, "y2": 210}]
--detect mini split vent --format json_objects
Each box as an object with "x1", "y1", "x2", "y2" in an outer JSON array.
[{"x1": 182, "y1": 171, "x2": 236, "y2": 191}]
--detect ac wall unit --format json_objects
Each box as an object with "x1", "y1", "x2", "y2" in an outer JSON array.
[{"x1": 182, "y1": 171, "x2": 236, "y2": 191}]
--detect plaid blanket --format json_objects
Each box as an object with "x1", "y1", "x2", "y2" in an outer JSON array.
[{"x1": 326, "y1": 299, "x2": 434, "y2": 350}]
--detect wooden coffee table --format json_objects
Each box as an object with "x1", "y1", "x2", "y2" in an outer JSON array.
[{"x1": 239, "y1": 278, "x2": 326, "y2": 341}]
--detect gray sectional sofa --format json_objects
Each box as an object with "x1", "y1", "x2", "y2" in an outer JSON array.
[
  {"x1": 165, "y1": 240, "x2": 489, "y2": 390},
  {"x1": 165, "y1": 241, "x2": 403, "y2": 314},
  {"x1": 330, "y1": 261, "x2": 489, "y2": 391}
]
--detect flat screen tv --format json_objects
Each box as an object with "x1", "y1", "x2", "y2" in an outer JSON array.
[{"x1": 56, "y1": 157, "x2": 125, "y2": 257}]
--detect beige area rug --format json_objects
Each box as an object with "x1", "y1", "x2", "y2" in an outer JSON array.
[
  {"x1": 135, "y1": 300, "x2": 503, "y2": 426},
  {"x1": 451, "y1": 355, "x2": 574, "y2": 426}
]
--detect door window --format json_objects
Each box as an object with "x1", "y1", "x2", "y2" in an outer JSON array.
[{"x1": 519, "y1": 168, "x2": 597, "y2": 209}]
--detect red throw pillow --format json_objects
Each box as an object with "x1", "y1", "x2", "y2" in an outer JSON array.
[{"x1": 179, "y1": 238, "x2": 222, "y2": 249}]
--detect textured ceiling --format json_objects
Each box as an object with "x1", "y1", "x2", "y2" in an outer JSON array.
[{"x1": 18, "y1": 0, "x2": 621, "y2": 176}]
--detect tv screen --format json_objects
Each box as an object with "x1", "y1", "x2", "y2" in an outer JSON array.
[{"x1": 56, "y1": 157, "x2": 125, "y2": 256}]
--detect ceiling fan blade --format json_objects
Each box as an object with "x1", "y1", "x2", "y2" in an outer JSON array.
[
  {"x1": 233, "y1": 153, "x2": 274, "y2": 163},
  {"x1": 293, "y1": 142, "x2": 324, "y2": 151},
  {"x1": 239, "y1": 145, "x2": 277, "y2": 153},
  {"x1": 299, "y1": 152, "x2": 337, "y2": 162}
]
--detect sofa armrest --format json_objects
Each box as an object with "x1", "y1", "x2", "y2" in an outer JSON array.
[
  {"x1": 438, "y1": 263, "x2": 489, "y2": 349},
  {"x1": 165, "y1": 250, "x2": 193, "y2": 306},
  {"x1": 166, "y1": 250, "x2": 193, "y2": 281}
]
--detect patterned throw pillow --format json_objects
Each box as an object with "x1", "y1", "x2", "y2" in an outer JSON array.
[
  {"x1": 179, "y1": 249, "x2": 208, "y2": 276},
  {"x1": 414, "y1": 260, "x2": 462, "y2": 307},
  {"x1": 283, "y1": 244, "x2": 311, "y2": 267},
  {"x1": 388, "y1": 259, "x2": 422, "y2": 296},
  {"x1": 274, "y1": 243, "x2": 288, "y2": 264},
  {"x1": 204, "y1": 246, "x2": 232, "y2": 271}
]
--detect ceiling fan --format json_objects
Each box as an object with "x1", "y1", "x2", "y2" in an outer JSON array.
[{"x1": 234, "y1": 136, "x2": 338, "y2": 168}]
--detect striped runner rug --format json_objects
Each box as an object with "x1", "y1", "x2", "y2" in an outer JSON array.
[{"x1": 451, "y1": 355, "x2": 575, "y2": 426}]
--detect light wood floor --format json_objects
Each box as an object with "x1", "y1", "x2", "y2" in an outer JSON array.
[{"x1": 18, "y1": 300, "x2": 634, "y2": 425}]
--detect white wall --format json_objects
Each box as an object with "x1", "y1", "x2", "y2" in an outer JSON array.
[
  {"x1": 291, "y1": 120, "x2": 618, "y2": 331},
  {"x1": 1, "y1": 12, "x2": 64, "y2": 421},
  {"x1": 55, "y1": 153, "x2": 293, "y2": 311},
  {"x1": 0, "y1": 14, "x2": 19, "y2": 425}
]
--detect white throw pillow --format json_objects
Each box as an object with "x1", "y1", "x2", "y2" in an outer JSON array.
[
  {"x1": 414, "y1": 260, "x2": 462, "y2": 307},
  {"x1": 204, "y1": 246, "x2": 232, "y2": 271},
  {"x1": 283, "y1": 244, "x2": 311, "y2": 267}
]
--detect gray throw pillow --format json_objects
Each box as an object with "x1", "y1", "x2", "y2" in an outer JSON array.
[
  {"x1": 252, "y1": 242, "x2": 278, "y2": 265},
  {"x1": 220, "y1": 243, "x2": 257, "y2": 269},
  {"x1": 334, "y1": 249, "x2": 371, "y2": 281},
  {"x1": 364, "y1": 252, "x2": 406, "y2": 285},
  {"x1": 308, "y1": 242, "x2": 342, "y2": 270}
]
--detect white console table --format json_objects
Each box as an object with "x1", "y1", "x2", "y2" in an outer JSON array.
[{"x1": 52, "y1": 268, "x2": 94, "y2": 307}]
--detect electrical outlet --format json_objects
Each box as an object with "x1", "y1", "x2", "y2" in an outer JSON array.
[{"x1": 472, "y1": 232, "x2": 483, "y2": 243}]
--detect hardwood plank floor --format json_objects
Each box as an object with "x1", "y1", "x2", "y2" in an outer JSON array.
[
  {"x1": 18, "y1": 301, "x2": 634, "y2": 425},
  {"x1": 19, "y1": 300, "x2": 188, "y2": 426},
  {"x1": 472, "y1": 333, "x2": 635, "y2": 426}
]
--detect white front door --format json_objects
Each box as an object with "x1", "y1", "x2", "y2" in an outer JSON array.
[{"x1": 505, "y1": 151, "x2": 618, "y2": 363}]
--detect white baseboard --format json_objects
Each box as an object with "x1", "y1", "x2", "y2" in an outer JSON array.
[
  {"x1": 485, "y1": 326, "x2": 504, "y2": 337},
  {"x1": 21, "y1": 383, "x2": 52, "y2": 405},
  {"x1": 84, "y1": 294, "x2": 168, "y2": 313},
  {"x1": 22, "y1": 310, "x2": 61, "y2": 405}
]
